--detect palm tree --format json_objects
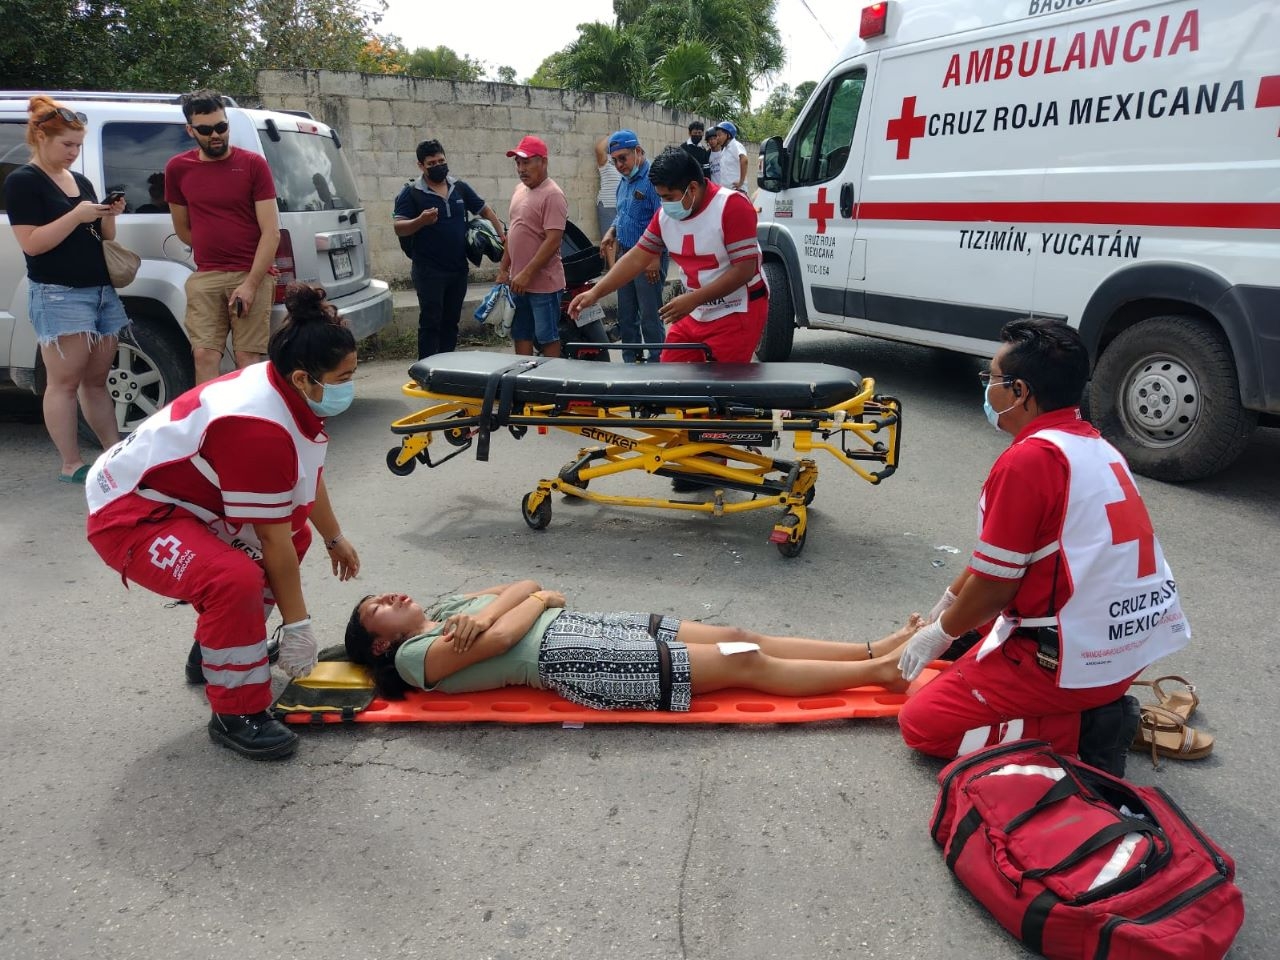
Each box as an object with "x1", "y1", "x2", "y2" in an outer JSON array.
[
  {"x1": 647, "y1": 40, "x2": 738, "y2": 117},
  {"x1": 559, "y1": 21, "x2": 643, "y2": 94},
  {"x1": 405, "y1": 45, "x2": 485, "y2": 82}
]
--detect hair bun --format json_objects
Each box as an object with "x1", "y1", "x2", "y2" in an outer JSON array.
[{"x1": 282, "y1": 282, "x2": 332, "y2": 324}]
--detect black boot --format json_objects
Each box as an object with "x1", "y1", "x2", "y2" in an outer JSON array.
[
  {"x1": 208, "y1": 711, "x2": 299, "y2": 760},
  {"x1": 1078, "y1": 695, "x2": 1142, "y2": 778},
  {"x1": 186, "y1": 637, "x2": 281, "y2": 685}
]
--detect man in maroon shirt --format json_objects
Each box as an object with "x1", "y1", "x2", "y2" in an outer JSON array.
[{"x1": 166, "y1": 89, "x2": 280, "y2": 383}]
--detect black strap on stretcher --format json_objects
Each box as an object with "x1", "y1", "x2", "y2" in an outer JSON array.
[{"x1": 475, "y1": 358, "x2": 546, "y2": 461}]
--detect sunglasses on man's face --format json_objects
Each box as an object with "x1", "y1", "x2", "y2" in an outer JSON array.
[
  {"x1": 191, "y1": 121, "x2": 230, "y2": 136},
  {"x1": 38, "y1": 107, "x2": 87, "y2": 126}
]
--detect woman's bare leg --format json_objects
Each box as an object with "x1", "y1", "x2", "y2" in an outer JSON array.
[
  {"x1": 675, "y1": 613, "x2": 921, "y2": 662},
  {"x1": 40, "y1": 335, "x2": 94, "y2": 475},
  {"x1": 685, "y1": 644, "x2": 908, "y2": 696},
  {"x1": 78, "y1": 334, "x2": 121, "y2": 448}
]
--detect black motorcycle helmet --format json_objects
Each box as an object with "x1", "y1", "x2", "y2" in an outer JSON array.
[{"x1": 466, "y1": 218, "x2": 505, "y2": 266}]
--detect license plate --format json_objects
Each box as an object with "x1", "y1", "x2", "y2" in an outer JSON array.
[
  {"x1": 576, "y1": 302, "x2": 605, "y2": 328},
  {"x1": 329, "y1": 248, "x2": 353, "y2": 279}
]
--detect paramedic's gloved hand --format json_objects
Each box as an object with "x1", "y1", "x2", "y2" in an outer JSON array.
[
  {"x1": 928, "y1": 588, "x2": 958, "y2": 624},
  {"x1": 898, "y1": 618, "x2": 957, "y2": 682},
  {"x1": 277, "y1": 619, "x2": 319, "y2": 679}
]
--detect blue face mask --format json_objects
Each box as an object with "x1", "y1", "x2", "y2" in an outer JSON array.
[
  {"x1": 307, "y1": 378, "x2": 355, "y2": 417},
  {"x1": 983, "y1": 383, "x2": 1016, "y2": 430},
  {"x1": 661, "y1": 185, "x2": 693, "y2": 221}
]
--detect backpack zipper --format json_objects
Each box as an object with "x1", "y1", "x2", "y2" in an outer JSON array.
[{"x1": 1093, "y1": 873, "x2": 1229, "y2": 959}]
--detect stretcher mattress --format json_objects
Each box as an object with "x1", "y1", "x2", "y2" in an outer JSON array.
[
  {"x1": 273, "y1": 662, "x2": 944, "y2": 726},
  {"x1": 407, "y1": 352, "x2": 864, "y2": 411}
]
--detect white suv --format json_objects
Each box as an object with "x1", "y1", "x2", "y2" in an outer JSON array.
[{"x1": 0, "y1": 91, "x2": 392, "y2": 431}]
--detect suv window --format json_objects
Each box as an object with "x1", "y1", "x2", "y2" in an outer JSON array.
[
  {"x1": 1, "y1": 120, "x2": 30, "y2": 212},
  {"x1": 257, "y1": 130, "x2": 359, "y2": 212},
  {"x1": 101, "y1": 121, "x2": 192, "y2": 214},
  {"x1": 789, "y1": 70, "x2": 865, "y2": 186}
]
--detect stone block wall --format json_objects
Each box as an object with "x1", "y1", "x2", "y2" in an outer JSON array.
[{"x1": 256, "y1": 70, "x2": 725, "y2": 288}]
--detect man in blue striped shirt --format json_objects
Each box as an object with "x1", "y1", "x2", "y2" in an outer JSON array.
[{"x1": 599, "y1": 129, "x2": 667, "y2": 363}]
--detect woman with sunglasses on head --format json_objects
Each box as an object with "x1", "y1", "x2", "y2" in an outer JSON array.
[
  {"x1": 86, "y1": 283, "x2": 362, "y2": 761},
  {"x1": 346, "y1": 586, "x2": 919, "y2": 710},
  {"x1": 3, "y1": 96, "x2": 129, "y2": 484}
]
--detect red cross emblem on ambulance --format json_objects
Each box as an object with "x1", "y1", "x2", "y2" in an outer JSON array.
[{"x1": 887, "y1": 95, "x2": 927, "y2": 160}]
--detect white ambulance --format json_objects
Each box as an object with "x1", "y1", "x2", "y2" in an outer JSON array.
[{"x1": 755, "y1": 0, "x2": 1279, "y2": 481}]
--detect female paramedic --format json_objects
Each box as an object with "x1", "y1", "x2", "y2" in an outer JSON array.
[
  {"x1": 86, "y1": 283, "x2": 361, "y2": 761},
  {"x1": 345, "y1": 584, "x2": 918, "y2": 709}
]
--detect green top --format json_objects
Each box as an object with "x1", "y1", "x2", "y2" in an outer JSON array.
[{"x1": 393, "y1": 594, "x2": 561, "y2": 693}]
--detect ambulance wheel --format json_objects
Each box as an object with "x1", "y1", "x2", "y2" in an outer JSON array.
[
  {"x1": 756, "y1": 261, "x2": 795, "y2": 362},
  {"x1": 1089, "y1": 315, "x2": 1256, "y2": 483},
  {"x1": 386, "y1": 448, "x2": 415, "y2": 476},
  {"x1": 775, "y1": 513, "x2": 806, "y2": 559},
  {"x1": 521, "y1": 492, "x2": 551, "y2": 530}
]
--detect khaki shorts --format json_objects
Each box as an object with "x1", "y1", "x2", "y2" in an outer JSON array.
[{"x1": 184, "y1": 270, "x2": 274, "y2": 354}]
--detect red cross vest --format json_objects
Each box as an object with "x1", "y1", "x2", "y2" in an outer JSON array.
[
  {"x1": 86, "y1": 363, "x2": 327, "y2": 555},
  {"x1": 658, "y1": 186, "x2": 763, "y2": 322},
  {"x1": 975, "y1": 429, "x2": 1190, "y2": 688}
]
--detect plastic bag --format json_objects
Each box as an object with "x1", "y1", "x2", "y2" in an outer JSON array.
[{"x1": 475, "y1": 283, "x2": 515, "y2": 338}]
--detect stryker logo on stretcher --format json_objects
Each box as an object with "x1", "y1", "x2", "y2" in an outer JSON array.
[{"x1": 943, "y1": 9, "x2": 1199, "y2": 87}]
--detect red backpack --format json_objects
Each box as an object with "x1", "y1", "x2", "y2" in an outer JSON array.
[{"x1": 931, "y1": 741, "x2": 1243, "y2": 960}]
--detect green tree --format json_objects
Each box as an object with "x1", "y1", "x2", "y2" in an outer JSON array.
[
  {"x1": 0, "y1": 0, "x2": 391, "y2": 95},
  {"x1": 558, "y1": 22, "x2": 643, "y2": 94},
  {"x1": 647, "y1": 40, "x2": 737, "y2": 117},
  {"x1": 495, "y1": 65, "x2": 517, "y2": 85},
  {"x1": 405, "y1": 45, "x2": 486, "y2": 82},
  {"x1": 528, "y1": 50, "x2": 570, "y2": 89}
]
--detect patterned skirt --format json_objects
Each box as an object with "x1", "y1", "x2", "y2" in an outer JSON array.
[{"x1": 537, "y1": 611, "x2": 692, "y2": 711}]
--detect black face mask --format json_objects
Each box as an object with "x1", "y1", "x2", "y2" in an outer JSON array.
[
  {"x1": 690, "y1": 133, "x2": 702, "y2": 144},
  {"x1": 426, "y1": 164, "x2": 449, "y2": 184}
]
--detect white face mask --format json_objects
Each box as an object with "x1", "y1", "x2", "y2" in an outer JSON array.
[
  {"x1": 661, "y1": 184, "x2": 693, "y2": 221},
  {"x1": 983, "y1": 382, "x2": 1018, "y2": 430}
]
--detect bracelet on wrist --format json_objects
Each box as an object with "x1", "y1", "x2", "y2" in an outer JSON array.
[{"x1": 325, "y1": 533, "x2": 344, "y2": 550}]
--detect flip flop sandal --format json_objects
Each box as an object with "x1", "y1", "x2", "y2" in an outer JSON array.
[
  {"x1": 1131, "y1": 674, "x2": 1199, "y2": 727},
  {"x1": 57, "y1": 464, "x2": 91, "y2": 485},
  {"x1": 1131, "y1": 704, "x2": 1214, "y2": 768}
]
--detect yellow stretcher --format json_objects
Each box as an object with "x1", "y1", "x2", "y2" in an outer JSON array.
[{"x1": 386, "y1": 350, "x2": 902, "y2": 558}]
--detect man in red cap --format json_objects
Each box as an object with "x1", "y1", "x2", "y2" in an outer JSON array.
[{"x1": 497, "y1": 135, "x2": 567, "y2": 357}]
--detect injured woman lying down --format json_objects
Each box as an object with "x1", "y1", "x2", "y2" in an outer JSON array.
[{"x1": 345, "y1": 580, "x2": 916, "y2": 709}]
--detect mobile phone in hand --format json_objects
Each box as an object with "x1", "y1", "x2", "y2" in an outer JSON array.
[
  {"x1": 233, "y1": 297, "x2": 245, "y2": 317},
  {"x1": 105, "y1": 191, "x2": 126, "y2": 205}
]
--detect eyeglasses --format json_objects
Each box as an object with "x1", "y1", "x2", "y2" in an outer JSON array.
[
  {"x1": 978, "y1": 371, "x2": 1015, "y2": 387},
  {"x1": 37, "y1": 108, "x2": 87, "y2": 127},
  {"x1": 191, "y1": 121, "x2": 230, "y2": 136}
]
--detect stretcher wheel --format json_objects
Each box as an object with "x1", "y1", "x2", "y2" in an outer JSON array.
[
  {"x1": 386, "y1": 447, "x2": 416, "y2": 476},
  {"x1": 521, "y1": 492, "x2": 552, "y2": 530},
  {"x1": 803, "y1": 485, "x2": 816, "y2": 506},
  {"x1": 557, "y1": 462, "x2": 588, "y2": 490},
  {"x1": 775, "y1": 513, "x2": 806, "y2": 559},
  {"x1": 444, "y1": 426, "x2": 470, "y2": 447}
]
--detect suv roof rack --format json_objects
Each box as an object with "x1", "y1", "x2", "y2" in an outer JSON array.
[{"x1": 0, "y1": 91, "x2": 240, "y2": 107}]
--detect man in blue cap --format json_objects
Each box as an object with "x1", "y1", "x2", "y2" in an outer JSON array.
[
  {"x1": 708, "y1": 121, "x2": 748, "y2": 193},
  {"x1": 599, "y1": 129, "x2": 667, "y2": 362}
]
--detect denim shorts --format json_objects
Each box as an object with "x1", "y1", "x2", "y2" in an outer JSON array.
[
  {"x1": 510, "y1": 290, "x2": 563, "y2": 345},
  {"x1": 28, "y1": 281, "x2": 130, "y2": 346}
]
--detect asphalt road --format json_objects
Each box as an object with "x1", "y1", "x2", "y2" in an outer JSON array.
[{"x1": 1, "y1": 329, "x2": 1276, "y2": 960}]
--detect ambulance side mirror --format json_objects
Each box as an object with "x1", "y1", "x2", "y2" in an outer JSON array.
[{"x1": 758, "y1": 137, "x2": 788, "y2": 193}]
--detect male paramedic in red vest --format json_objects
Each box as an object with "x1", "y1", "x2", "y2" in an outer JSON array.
[
  {"x1": 896, "y1": 318, "x2": 1189, "y2": 777},
  {"x1": 568, "y1": 146, "x2": 767, "y2": 364}
]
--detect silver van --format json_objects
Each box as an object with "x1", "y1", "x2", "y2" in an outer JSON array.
[{"x1": 0, "y1": 91, "x2": 392, "y2": 432}]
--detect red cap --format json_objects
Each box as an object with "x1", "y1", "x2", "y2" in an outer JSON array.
[{"x1": 506, "y1": 135, "x2": 548, "y2": 159}]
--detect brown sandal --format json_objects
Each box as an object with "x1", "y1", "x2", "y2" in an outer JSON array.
[
  {"x1": 1131, "y1": 705, "x2": 1214, "y2": 768},
  {"x1": 1131, "y1": 674, "x2": 1199, "y2": 727}
]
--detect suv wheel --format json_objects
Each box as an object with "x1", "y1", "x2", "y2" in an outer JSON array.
[{"x1": 81, "y1": 314, "x2": 193, "y2": 442}]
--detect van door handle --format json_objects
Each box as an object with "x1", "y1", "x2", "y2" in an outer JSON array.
[{"x1": 839, "y1": 183, "x2": 855, "y2": 218}]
